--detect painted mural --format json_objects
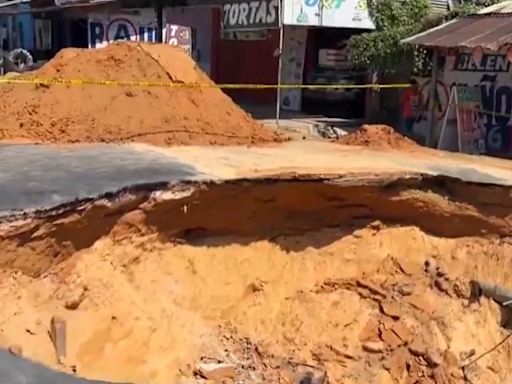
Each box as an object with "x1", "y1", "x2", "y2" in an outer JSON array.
[{"x1": 413, "y1": 50, "x2": 512, "y2": 157}]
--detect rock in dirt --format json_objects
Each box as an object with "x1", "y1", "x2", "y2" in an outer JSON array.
[
  {"x1": 390, "y1": 322, "x2": 413, "y2": 344},
  {"x1": 383, "y1": 348, "x2": 408, "y2": 382},
  {"x1": 63, "y1": 286, "x2": 87, "y2": 310},
  {"x1": 292, "y1": 366, "x2": 327, "y2": 384},
  {"x1": 375, "y1": 369, "x2": 395, "y2": 384},
  {"x1": 434, "y1": 278, "x2": 450, "y2": 294},
  {"x1": 362, "y1": 341, "x2": 387, "y2": 353},
  {"x1": 356, "y1": 279, "x2": 387, "y2": 298},
  {"x1": 380, "y1": 300, "x2": 402, "y2": 319},
  {"x1": 406, "y1": 295, "x2": 435, "y2": 316},
  {"x1": 425, "y1": 349, "x2": 443, "y2": 367},
  {"x1": 8, "y1": 344, "x2": 22, "y2": 357},
  {"x1": 358, "y1": 318, "x2": 380, "y2": 342},
  {"x1": 380, "y1": 325, "x2": 404, "y2": 349},
  {"x1": 408, "y1": 338, "x2": 427, "y2": 357},
  {"x1": 196, "y1": 362, "x2": 237, "y2": 381},
  {"x1": 397, "y1": 283, "x2": 415, "y2": 296}
]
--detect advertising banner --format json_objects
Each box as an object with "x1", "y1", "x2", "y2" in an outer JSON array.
[
  {"x1": 164, "y1": 24, "x2": 193, "y2": 55},
  {"x1": 438, "y1": 86, "x2": 486, "y2": 154},
  {"x1": 456, "y1": 86, "x2": 485, "y2": 154},
  {"x1": 222, "y1": 0, "x2": 279, "y2": 31},
  {"x1": 279, "y1": 26, "x2": 307, "y2": 111},
  {"x1": 283, "y1": 0, "x2": 374, "y2": 29},
  {"x1": 88, "y1": 14, "x2": 158, "y2": 49}
]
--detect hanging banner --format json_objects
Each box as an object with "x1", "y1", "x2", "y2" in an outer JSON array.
[
  {"x1": 438, "y1": 86, "x2": 486, "y2": 154},
  {"x1": 280, "y1": 26, "x2": 307, "y2": 111},
  {"x1": 88, "y1": 14, "x2": 158, "y2": 49},
  {"x1": 283, "y1": 0, "x2": 374, "y2": 29},
  {"x1": 456, "y1": 86, "x2": 485, "y2": 154},
  {"x1": 222, "y1": 0, "x2": 279, "y2": 31}
]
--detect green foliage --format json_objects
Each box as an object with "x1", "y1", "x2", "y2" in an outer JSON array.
[
  {"x1": 349, "y1": 0, "x2": 429, "y2": 73},
  {"x1": 349, "y1": 0, "x2": 504, "y2": 74},
  {"x1": 448, "y1": 0, "x2": 503, "y2": 17}
]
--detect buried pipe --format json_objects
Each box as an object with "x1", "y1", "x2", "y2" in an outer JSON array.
[{"x1": 470, "y1": 280, "x2": 512, "y2": 306}]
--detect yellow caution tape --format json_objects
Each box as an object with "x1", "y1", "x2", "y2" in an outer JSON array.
[{"x1": 0, "y1": 76, "x2": 412, "y2": 89}]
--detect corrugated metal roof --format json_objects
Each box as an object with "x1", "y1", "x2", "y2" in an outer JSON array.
[
  {"x1": 402, "y1": 13, "x2": 512, "y2": 50},
  {"x1": 477, "y1": 0, "x2": 512, "y2": 14}
]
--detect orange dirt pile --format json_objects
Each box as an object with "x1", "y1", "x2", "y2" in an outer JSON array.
[
  {"x1": 0, "y1": 42, "x2": 283, "y2": 146},
  {"x1": 1, "y1": 177, "x2": 512, "y2": 383},
  {"x1": 338, "y1": 124, "x2": 419, "y2": 150}
]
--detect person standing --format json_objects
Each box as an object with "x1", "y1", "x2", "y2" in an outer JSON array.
[{"x1": 401, "y1": 78, "x2": 423, "y2": 135}]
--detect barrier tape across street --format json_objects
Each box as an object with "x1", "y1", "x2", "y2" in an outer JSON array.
[{"x1": 0, "y1": 77, "x2": 412, "y2": 89}]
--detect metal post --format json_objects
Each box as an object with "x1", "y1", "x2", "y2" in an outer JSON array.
[
  {"x1": 427, "y1": 48, "x2": 439, "y2": 147},
  {"x1": 155, "y1": 0, "x2": 164, "y2": 43},
  {"x1": 275, "y1": 0, "x2": 284, "y2": 126}
]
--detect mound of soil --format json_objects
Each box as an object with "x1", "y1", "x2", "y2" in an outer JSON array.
[
  {"x1": 338, "y1": 124, "x2": 418, "y2": 150},
  {"x1": 1, "y1": 177, "x2": 512, "y2": 383},
  {"x1": 0, "y1": 43, "x2": 283, "y2": 146}
]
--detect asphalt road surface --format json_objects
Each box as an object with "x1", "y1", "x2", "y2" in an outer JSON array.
[
  {"x1": 0, "y1": 144, "x2": 205, "y2": 217},
  {"x1": 0, "y1": 349, "x2": 129, "y2": 383}
]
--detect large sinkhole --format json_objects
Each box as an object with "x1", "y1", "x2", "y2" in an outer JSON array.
[{"x1": 1, "y1": 174, "x2": 512, "y2": 384}]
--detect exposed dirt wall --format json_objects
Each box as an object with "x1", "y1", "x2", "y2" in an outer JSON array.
[{"x1": 1, "y1": 174, "x2": 512, "y2": 384}]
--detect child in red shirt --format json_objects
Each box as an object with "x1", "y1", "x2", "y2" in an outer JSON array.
[{"x1": 401, "y1": 79, "x2": 423, "y2": 134}]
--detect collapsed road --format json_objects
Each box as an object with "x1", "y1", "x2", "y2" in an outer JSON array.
[
  {"x1": 3, "y1": 42, "x2": 512, "y2": 384},
  {"x1": 2, "y1": 149, "x2": 512, "y2": 383}
]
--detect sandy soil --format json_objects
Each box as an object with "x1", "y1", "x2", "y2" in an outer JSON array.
[
  {"x1": 0, "y1": 43, "x2": 283, "y2": 146},
  {"x1": 1, "y1": 176, "x2": 512, "y2": 383},
  {"x1": 336, "y1": 125, "x2": 419, "y2": 150}
]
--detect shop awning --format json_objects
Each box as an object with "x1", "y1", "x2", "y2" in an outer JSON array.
[
  {"x1": 403, "y1": 13, "x2": 512, "y2": 50},
  {"x1": 402, "y1": 13, "x2": 512, "y2": 51}
]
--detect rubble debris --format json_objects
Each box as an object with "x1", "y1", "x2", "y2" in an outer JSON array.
[
  {"x1": 383, "y1": 347, "x2": 408, "y2": 382},
  {"x1": 362, "y1": 341, "x2": 387, "y2": 353},
  {"x1": 380, "y1": 300, "x2": 402, "y2": 319},
  {"x1": 8, "y1": 344, "x2": 22, "y2": 357},
  {"x1": 63, "y1": 285, "x2": 87, "y2": 310},
  {"x1": 49, "y1": 316, "x2": 66, "y2": 364},
  {"x1": 292, "y1": 366, "x2": 327, "y2": 384},
  {"x1": 425, "y1": 349, "x2": 443, "y2": 367},
  {"x1": 356, "y1": 279, "x2": 387, "y2": 298},
  {"x1": 358, "y1": 318, "x2": 380, "y2": 342},
  {"x1": 1, "y1": 178, "x2": 512, "y2": 383},
  {"x1": 397, "y1": 283, "x2": 415, "y2": 296},
  {"x1": 434, "y1": 278, "x2": 450, "y2": 294},
  {"x1": 380, "y1": 326, "x2": 404, "y2": 349},
  {"x1": 195, "y1": 362, "x2": 237, "y2": 381},
  {"x1": 406, "y1": 295, "x2": 435, "y2": 316},
  {"x1": 390, "y1": 322, "x2": 413, "y2": 344},
  {"x1": 408, "y1": 338, "x2": 427, "y2": 357}
]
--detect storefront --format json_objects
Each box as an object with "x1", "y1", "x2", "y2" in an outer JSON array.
[
  {"x1": 213, "y1": 0, "x2": 279, "y2": 104},
  {"x1": 280, "y1": 0, "x2": 374, "y2": 117}
]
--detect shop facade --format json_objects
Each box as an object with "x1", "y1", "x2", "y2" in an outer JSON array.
[{"x1": 0, "y1": 0, "x2": 375, "y2": 119}]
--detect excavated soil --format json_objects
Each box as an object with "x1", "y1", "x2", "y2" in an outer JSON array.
[
  {"x1": 0, "y1": 43, "x2": 283, "y2": 146},
  {"x1": 1, "y1": 174, "x2": 512, "y2": 384},
  {"x1": 337, "y1": 125, "x2": 419, "y2": 150}
]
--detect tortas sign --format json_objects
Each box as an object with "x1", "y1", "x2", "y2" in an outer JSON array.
[{"x1": 222, "y1": 0, "x2": 279, "y2": 31}]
